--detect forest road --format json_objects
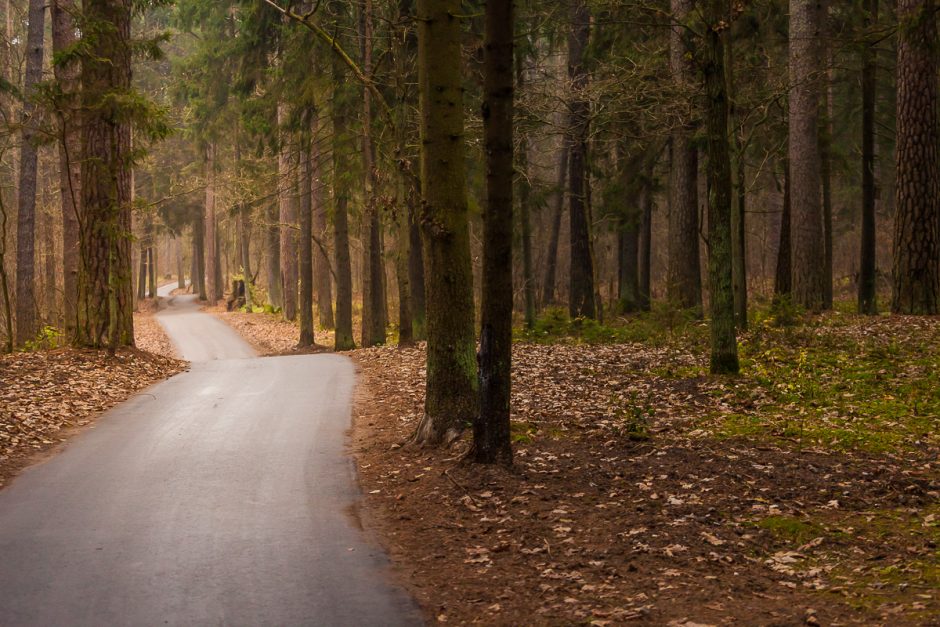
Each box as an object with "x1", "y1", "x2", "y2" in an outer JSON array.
[{"x1": 0, "y1": 293, "x2": 422, "y2": 626}]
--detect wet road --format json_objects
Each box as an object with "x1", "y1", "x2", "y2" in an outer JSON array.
[{"x1": 0, "y1": 291, "x2": 420, "y2": 626}]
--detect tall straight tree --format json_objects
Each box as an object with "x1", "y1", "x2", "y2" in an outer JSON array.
[
  {"x1": 411, "y1": 0, "x2": 478, "y2": 446},
  {"x1": 540, "y1": 141, "x2": 567, "y2": 307},
  {"x1": 667, "y1": 0, "x2": 702, "y2": 312},
  {"x1": 52, "y1": 0, "x2": 81, "y2": 340},
  {"x1": 76, "y1": 0, "x2": 134, "y2": 349},
  {"x1": 14, "y1": 0, "x2": 45, "y2": 345},
  {"x1": 278, "y1": 105, "x2": 298, "y2": 321},
  {"x1": 475, "y1": 0, "x2": 513, "y2": 465},
  {"x1": 298, "y1": 128, "x2": 315, "y2": 347},
  {"x1": 311, "y1": 109, "x2": 334, "y2": 330},
  {"x1": 858, "y1": 0, "x2": 878, "y2": 314},
  {"x1": 204, "y1": 143, "x2": 221, "y2": 303},
  {"x1": 893, "y1": 0, "x2": 940, "y2": 313},
  {"x1": 788, "y1": 0, "x2": 826, "y2": 312},
  {"x1": 567, "y1": 0, "x2": 596, "y2": 319},
  {"x1": 360, "y1": 0, "x2": 386, "y2": 347},
  {"x1": 331, "y1": 17, "x2": 355, "y2": 350},
  {"x1": 702, "y1": 0, "x2": 739, "y2": 374}
]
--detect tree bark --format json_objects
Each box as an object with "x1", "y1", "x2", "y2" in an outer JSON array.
[
  {"x1": 331, "y1": 30, "x2": 355, "y2": 350},
  {"x1": 775, "y1": 161, "x2": 792, "y2": 297},
  {"x1": 788, "y1": 0, "x2": 826, "y2": 312},
  {"x1": 725, "y1": 25, "x2": 748, "y2": 330},
  {"x1": 819, "y1": 0, "x2": 834, "y2": 309},
  {"x1": 616, "y1": 145, "x2": 640, "y2": 314},
  {"x1": 408, "y1": 197, "x2": 426, "y2": 339},
  {"x1": 667, "y1": 0, "x2": 702, "y2": 313},
  {"x1": 311, "y1": 109, "x2": 334, "y2": 329},
  {"x1": 567, "y1": 0, "x2": 596, "y2": 319},
  {"x1": 360, "y1": 0, "x2": 386, "y2": 347},
  {"x1": 204, "y1": 143, "x2": 221, "y2": 304},
  {"x1": 411, "y1": 0, "x2": 478, "y2": 446},
  {"x1": 893, "y1": 0, "x2": 940, "y2": 313},
  {"x1": 859, "y1": 0, "x2": 878, "y2": 314},
  {"x1": 299, "y1": 130, "x2": 314, "y2": 347},
  {"x1": 278, "y1": 106, "x2": 298, "y2": 321},
  {"x1": 76, "y1": 0, "x2": 134, "y2": 349},
  {"x1": 516, "y1": 57, "x2": 536, "y2": 329},
  {"x1": 475, "y1": 0, "x2": 514, "y2": 465},
  {"x1": 14, "y1": 0, "x2": 45, "y2": 345},
  {"x1": 540, "y1": 141, "x2": 568, "y2": 307},
  {"x1": 638, "y1": 160, "x2": 653, "y2": 312},
  {"x1": 52, "y1": 0, "x2": 81, "y2": 340},
  {"x1": 702, "y1": 0, "x2": 739, "y2": 374},
  {"x1": 193, "y1": 210, "x2": 207, "y2": 300}
]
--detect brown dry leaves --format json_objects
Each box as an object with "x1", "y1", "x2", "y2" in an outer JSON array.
[
  {"x1": 352, "y1": 341, "x2": 938, "y2": 626},
  {"x1": 212, "y1": 310, "x2": 331, "y2": 355}
]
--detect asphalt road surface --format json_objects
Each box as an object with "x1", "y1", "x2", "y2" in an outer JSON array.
[{"x1": 0, "y1": 292, "x2": 421, "y2": 626}]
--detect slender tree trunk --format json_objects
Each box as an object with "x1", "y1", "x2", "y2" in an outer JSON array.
[
  {"x1": 775, "y1": 161, "x2": 792, "y2": 297},
  {"x1": 788, "y1": 0, "x2": 826, "y2": 311},
  {"x1": 516, "y1": 58, "x2": 536, "y2": 329},
  {"x1": 137, "y1": 230, "x2": 148, "y2": 300},
  {"x1": 14, "y1": 0, "x2": 45, "y2": 345},
  {"x1": 540, "y1": 141, "x2": 568, "y2": 307},
  {"x1": 176, "y1": 237, "x2": 185, "y2": 290},
  {"x1": 411, "y1": 0, "x2": 478, "y2": 446},
  {"x1": 638, "y1": 160, "x2": 653, "y2": 311},
  {"x1": 278, "y1": 106, "x2": 298, "y2": 321},
  {"x1": 702, "y1": 0, "x2": 739, "y2": 374},
  {"x1": 859, "y1": 0, "x2": 878, "y2": 314},
  {"x1": 311, "y1": 109, "x2": 334, "y2": 329},
  {"x1": 616, "y1": 145, "x2": 640, "y2": 314},
  {"x1": 148, "y1": 243, "x2": 156, "y2": 299},
  {"x1": 52, "y1": 0, "x2": 80, "y2": 339},
  {"x1": 668, "y1": 0, "x2": 702, "y2": 312},
  {"x1": 475, "y1": 0, "x2": 514, "y2": 465},
  {"x1": 331, "y1": 36, "x2": 355, "y2": 350},
  {"x1": 193, "y1": 211, "x2": 207, "y2": 300},
  {"x1": 820, "y1": 0, "x2": 834, "y2": 309},
  {"x1": 42, "y1": 207, "x2": 56, "y2": 319},
  {"x1": 204, "y1": 143, "x2": 221, "y2": 304},
  {"x1": 725, "y1": 26, "x2": 748, "y2": 330},
  {"x1": 299, "y1": 130, "x2": 315, "y2": 347},
  {"x1": 567, "y1": 0, "x2": 596, "y2": 319},
  {"x1": 893, "y1": 0, "x2": 940, "y2": 313},
  {"x1": 76, "y1": 0, "x2": 134, "y2": 349},
  {"x1": 360, "y1": 0, "x2": 386, "y2": 346},
  {"x1": 408, "y1": 198, "x2": 426, "y2": 339}
]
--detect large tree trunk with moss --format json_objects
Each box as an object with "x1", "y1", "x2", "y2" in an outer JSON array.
[
  {"x1": 411, "y1": 0, "x2": 478, "y2": 446},
  {"x1": 53, "y1": 0, "x2": 81, "y2": 340},
  {"x1": 360, "y1": 0, "x2": 386, "y2": 347},
  {"x1": 76, "y1": 0, "x2": 134, "y2": 349},
  {"x1": 567, "y1": 0, "x2": 596, "y2": 320},
  {"x1": 892, "y1": 0, "x2": 940, "y2": 314},
  {"x1": 702, "y1": 0, "x2": 739, "y2": 374},
  {"x1": 475, "y1": 0, "x2": 514, "y2": 465},
  {"x1": 788, "y1": 0, "x2": 826, "y2": 312},
  {"x1": 14, "y1": 0, "x2": 45, "y2": 345},
  {"x1": 667, "y1": 0, "x2": 702, "y2": 313}
]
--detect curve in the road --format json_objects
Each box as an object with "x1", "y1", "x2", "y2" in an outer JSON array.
[{"x1": 0, "y1": 292, "x2": 421, "y2": 626}]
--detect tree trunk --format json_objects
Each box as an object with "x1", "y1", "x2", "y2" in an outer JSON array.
[
  {"x1": 278, "y1": 105, "x2": 298, "y2": 321},
  {"x1": 788, "y1": 0, "x2": 826, "y2": 312},
  {"x1": 360, "y1": 0, "x2": 386, "y2": 347},
  {"x1": 52, "y1": 0, "x2": 81, "y2": 340},
  {"x1": 299, "y1": 130, "x2": 315, "y2": 347},
  {"x1": 725, "y1": 26, "x2": 748, "y2": 330},
  {"x1": 411, "y1": 0, "x2": 478, "y2": 446},
  {"x1": 205, "y1": 143, "x2": 221, "y2": 304},
  {"x1": 702, "y1": 0, "x2": 739, "y2": 374},
  {"x1": 667, "y1": 0, "x2": 702, "y2": 313},
  {"x1": 774, "y1": 161, "x2": 792, "y2": 297},
  {"x1": 819, "y1": 0, "x2": 834, "y2": 309},
  {"x1": 76, "y1": 0, "x2": 134, "y2": 349},
  {"x1": 331, "y1": 33, "x2": 355, "y2": 350},
  {"x1": 475, "y1": 0, "x2": 514, "y2": 465},
  {"x1": 193, "y1": 210, "x2": 207, "y2": 300},
  {"x1": 616, "y1": 145, "x2": 640, "y2": 314},
  {"x1": 176, "y1": 237, "x2": 185, "y2": 290},
  {"x1": 42, "y1": 207, "x2": 56, "y2": 320},
  {"x1": 567, "y1": 0, "x2": 596, "y2": 320},
  {"x1": 540, "y1": 141, "x2": 568, "y2": 307},
  {"x1": 638, "y1": 160, "x2": 653, "y2": 311},
  {"x1": 516, "y1": 58, "x2": 536, "y2": 329},
  {"x1": 311, "y1": 109, "x2": 334, "y2": 329},
  {"x1": 14, "y1": 0, "x2": 45, "y2": 345},
  {"x1": 859, "y1": 0, "x2": 878, "y2": 314},
  {"x1": 893, "y1": 0, "x2": 940, "y2": 313},
  {"x1": 265, "y1": 199, "x2": 282, "y2": 308},
  {"x1": 408, "y1": 198, "x2": 426, "y2": 339}
]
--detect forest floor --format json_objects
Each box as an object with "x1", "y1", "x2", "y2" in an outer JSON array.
[
  {"x1": 221, "y1": 303, "x2": 939, "y2": 626},
  {"x1": 0, "y1": 299, "x2": 186, "y2": 489}
]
